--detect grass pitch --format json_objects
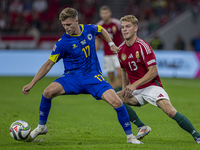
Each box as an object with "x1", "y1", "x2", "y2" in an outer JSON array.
[{"x1": 0, "y1": 77, "x2": 200, "y2": 150}]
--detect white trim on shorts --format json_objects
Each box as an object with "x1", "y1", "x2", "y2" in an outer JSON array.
[
  {"x1": 132, "y1": 85, "x2": 170, "y2": 107},
  {"x1": 104, "y1": 55, "x2": 120, "y2": 72}
]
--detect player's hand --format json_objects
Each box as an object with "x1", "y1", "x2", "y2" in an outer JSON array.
[
  {"x1": 110, "y1": 45, "x2": 119, "y2": 54},
  {"x1": 22, "y1": 84, "x2": 33, "y2": 95},
  {"x1": 124, "y1": 84, "x2": 136, "y2": 99}
]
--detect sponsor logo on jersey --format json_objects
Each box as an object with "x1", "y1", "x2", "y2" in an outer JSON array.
[
  {"x1": 80, "y1": 40, "x2": 86, "y2": 45},
  {"x1": 136, "y1": 51, "x2": 140, "y2": 59},
  {"x1": 73, "y1": 44, "x2": 78, "y2": 49},
  {"x1": 87, "y1": 34, "x2": 92, "y2": 40},
  {"x1": 121, "y1": 54, "x2": 127, "y2": 60},
  {"x1": 52, "y1": 44, "x2": 57, "y2": 51},
  {"x1": 128, "y1": 53, "x2": 133, "y2": 59},
  {"x1": 147, "y1": 59, "x2": 156, "y2": 65},
  {"x1": 157, "y1": 94, "x2": 164, "y2": 98}
]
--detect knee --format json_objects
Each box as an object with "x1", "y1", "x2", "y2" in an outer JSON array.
[
  {"x1": 43, "y1": 87, "x2": 54, "y2": 98},
  {"x1": 111, "y1": 99, "x2": 122, "y2": 108},
  {"x1": 165, "y1": 108, "x2": 177, "y2": 118}
]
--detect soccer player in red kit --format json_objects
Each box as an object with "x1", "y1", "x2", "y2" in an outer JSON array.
[
  {"x1": 117, "y1": 15, "x2": 200, "y2": 143},
  {"x1": 96, "y1": 5, "x2": 123, "y2": 92}
]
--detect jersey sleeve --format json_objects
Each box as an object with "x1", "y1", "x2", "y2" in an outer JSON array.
[
  {"x1": 88, "y1": 24, "x2": 103, "y2": 36},
  {"x1": 139, "y1": 43, "x2": 156, "y2": 68},
  {"x1": 117, "y1": 54, "x2": 125, "y2": 68},
  {"x1": 49, "y1": 38, "x2": 64, "y2": 63}
]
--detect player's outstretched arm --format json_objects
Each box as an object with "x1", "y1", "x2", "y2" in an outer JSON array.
[
  {"x1": 100, "y1": 28, "x2": 119, "y2": 54},
  {"x1": 22, "y1": 59, "x2": 55, "y2": 95},
  {"x1": 95, "y1": 37, "x2": 101, "y2": 51},
  {"x1": 124, "y1": 65, "x2": 158, "y2": 98}
]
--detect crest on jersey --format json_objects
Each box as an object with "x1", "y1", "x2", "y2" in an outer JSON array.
[
  {"x1": 112, "y1": 26, "x2": 117, "y2": 34},
  {"x1": 52, "y1": 44, "x2": 57, "y2": 51},
  {"x1": 87, "y1": 34, "x2": 92, "y2": 40},
  {"x1": 136, "y1": 51, "x2": 140, "y2": 59},
  {"x1": 121, "y1": 54, "x2": 127, "y2": 61}
]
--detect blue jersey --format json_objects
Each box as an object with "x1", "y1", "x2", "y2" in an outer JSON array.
[{"x1": 49, "y1": 24, "x2": 103, "y2": 76}]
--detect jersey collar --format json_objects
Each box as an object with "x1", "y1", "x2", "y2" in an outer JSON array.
[{"x1": 66, "y1": 24, "x2": 84, "y2": 37}]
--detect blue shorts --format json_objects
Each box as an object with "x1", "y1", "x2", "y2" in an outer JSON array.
[{"x1": 54, "y1": 73, "x2": 113, "y2": 100}]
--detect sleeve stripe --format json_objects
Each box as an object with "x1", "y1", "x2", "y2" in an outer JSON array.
[
  {"x1": 97, "y1": 25, "x2": 103, "y2": 33},
  {"x1": 139, "y1": 45, "x2": 145, "y2": 61},
  {"x1": 49, "y1": 54, "x2": 60, "y2": 63},
  {"x1": 137, "y1": 39, "x2": 151, "y2": 54}
]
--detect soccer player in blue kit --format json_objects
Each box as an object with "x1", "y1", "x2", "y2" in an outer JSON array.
[{"x1": 22, "y1": 7, "x2": 143, "y2": 144}]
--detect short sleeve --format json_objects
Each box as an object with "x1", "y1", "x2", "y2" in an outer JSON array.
[
  {"x1": 89, "y1": 24, "x2": 103, "y2": 36},
  {"x1": 49, "y1": 38, "x2": 64, "y2": 63},
  {"x1": 139, "y1": 43, "x2": 156, "y2": 68}
]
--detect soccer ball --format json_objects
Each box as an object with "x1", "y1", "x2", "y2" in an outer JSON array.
[{"x1": 10, "y1": 120, "x2": 31, "y2": 141}]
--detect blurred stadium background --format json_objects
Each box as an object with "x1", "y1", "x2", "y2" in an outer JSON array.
[
  {"x1": 1, "y1": 1, "x2": 200, "y2": 149},
  {"x1": 0, "y1": 0, "x2": 200, "y2": 78}
]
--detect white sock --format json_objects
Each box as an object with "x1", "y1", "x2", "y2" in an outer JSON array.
[
  {"x1": 127, "y1": 134, "x2": 134, "y2": 139},
  {"x1": 38, "y1": 124, "x2": 45, "y2": 129}
]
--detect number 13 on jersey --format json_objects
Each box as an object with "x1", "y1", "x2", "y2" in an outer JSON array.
[{"x1": 128, "y1": 61, "x2": 138, "y2": 71}]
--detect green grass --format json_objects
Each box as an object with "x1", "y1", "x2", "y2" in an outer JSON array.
[{"x1": 0, "y1": 77, "x2": 200, "y2": 150}]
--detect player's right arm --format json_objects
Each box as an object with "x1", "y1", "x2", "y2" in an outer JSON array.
[
  {"x1": 22, "y1": 59, "x2": 55, "y2": 95},
  {"x1": 100, "y1": 28, "x2": 119, "y2": 54},
  {"x1": 121, "y1": 68, "x2": 129, "y2": 90},
  {"x1": 95, "y1": 37, "x2": 102, "y2": 51}
]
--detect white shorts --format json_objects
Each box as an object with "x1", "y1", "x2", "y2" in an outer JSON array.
[
  {"x1": 104, "y1": 55, "x2": 120, "y2": 72},
  {"x1": 132, "y1": 86, "x2": 170, "y2": 107}
]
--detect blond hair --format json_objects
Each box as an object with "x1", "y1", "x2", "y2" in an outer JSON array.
[
  {"x1": 59, "y1": 7, "x2": 78, "y2": 21},
  {"x1": 99, "y1": 5, "x2": 111, "y2": 12},
  {"x1": 120, "y1": 15, "x2": 138, "y2": 26}
]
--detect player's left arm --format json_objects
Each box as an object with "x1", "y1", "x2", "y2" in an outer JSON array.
[
  {"x1": 132, "y1": 65, "x2": 158, "y2": 87},
  {"x1": 124, "y1": 65, "x2": 158, "y2": 98},
  {"x1": 100, "y1": 28, "x2": 119, "y2": 54}
]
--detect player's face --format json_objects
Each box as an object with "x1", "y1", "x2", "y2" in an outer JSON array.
[
  {"x1": 121, "y1": 21, "x2": 138, "y2": 40},
  {"x1": 100, "y1": 10, "x2": 111, "y2": 22},
  {"x1": 61, "y1": 17, "x2": 79, "y2": 35}
]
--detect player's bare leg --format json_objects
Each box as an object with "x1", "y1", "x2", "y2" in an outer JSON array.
[
  {"x1": 117, "y1": 91, "x2": 151, "y2": 139},
  {"x1": 102, "y1": 89, "x2": 143, "y2": 144},
  {"x1": 117, "y1": 90, "x2": 140, "y2": 106},
  {"x1": 157, "y1": 99, "x2": 200, "y2": 143},
  {"x1": 25, "y1": 82, "x2": 65, "y2": 142},
  {"x1": 43, "y1": 82, "x2": 66, "y2": 98},
  {"x1": 156, "y1": 99, "x2": 177, "y2": 118}
]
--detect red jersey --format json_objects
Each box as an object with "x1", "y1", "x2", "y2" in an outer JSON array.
[
  {"x1": 118, "y1": 37, "x2": 163, "y2": 89},
  {"x1": 97, "y1": 18, "x2": 123, "y2": 55}
]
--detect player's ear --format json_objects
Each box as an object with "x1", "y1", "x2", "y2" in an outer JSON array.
[{"x1": 134, "y1": 25, "x2": 138, "y2": 32}]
